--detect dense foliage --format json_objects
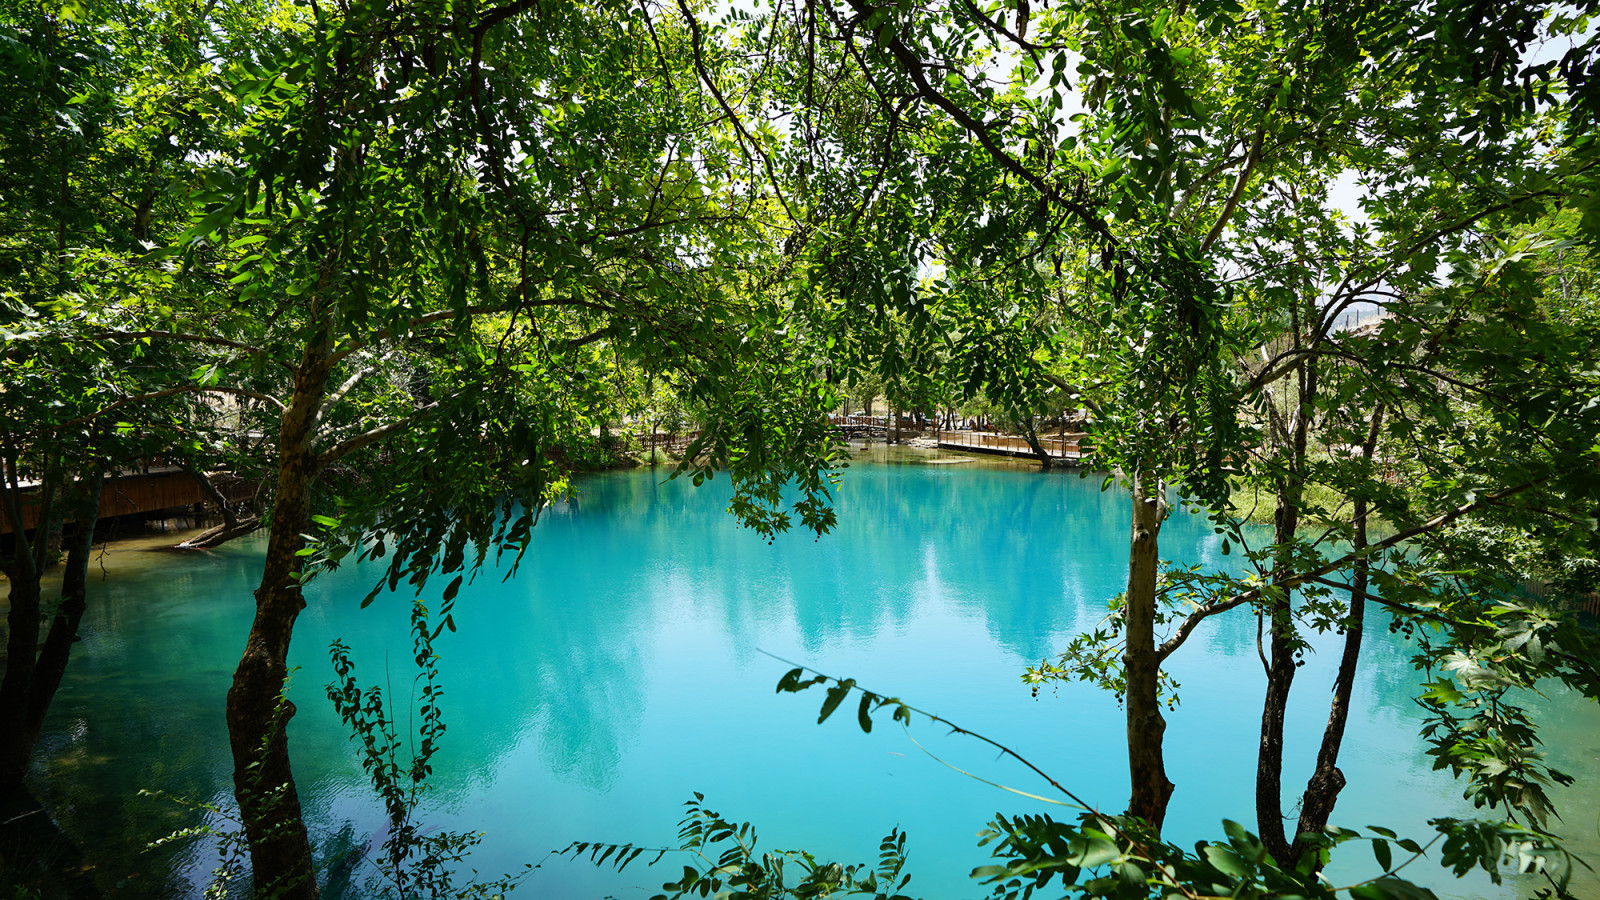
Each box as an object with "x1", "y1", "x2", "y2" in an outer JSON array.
[{"x1": 3, "y1": 0, "x2": 1599, "y2": 898}]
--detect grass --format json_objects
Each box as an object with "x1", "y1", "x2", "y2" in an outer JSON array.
[{"x1": 1224, "y1": 480, "x2": 1392, "y2": 534}]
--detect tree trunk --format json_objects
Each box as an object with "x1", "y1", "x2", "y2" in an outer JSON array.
[
  {"x1": 1287, "y1": 552, "x2": 1364, "y2": 865},
  {"x1": 1255, "y1": 579, "x2": 1299, "y2": 862},
  {"x1": 179, "y1": 462, "x2": 241, "y2": 529},
  {"x1": 42, "y1": 519, "x2": 64, "y2": 568},
  {"x1": 1124, "y1": 470, "x2": 1173, "y2": 829},
  {"x1": 1256, "y1": 350, "x2": 1318, "y2": 863},
  {"x1": 0, "y1": 465, "x2": 49, "y2": 795},
  {"x1": 174, "y1": 518, "x2": 262, "y2": 550},
  {"x1": 174, "y1": 464, "x2": 261, "y2": 550},
  {"x1": 1288, "y1": 404, "x2": 1384, "y2": 868},
  {"x1": 0, "y1": 572, "x2": 44, "y2": 795},
  {"x1": 226, "y1": 362, "x2": 326, "y2": 900},
  {"x1": 1021, "y1": 422, "x2": 1053, "y2": 471},
  {"x1": 0, "y1": 470, "x2": 102, "y2": 798}
]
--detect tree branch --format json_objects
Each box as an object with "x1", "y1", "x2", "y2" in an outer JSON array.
[
  {"x1": 1200, "y1": 122, "x2": 1266, "y2": 254},
  {"x1": 1156, "y1": 478, "x2": 1549, "y2": 661},
  {"x1": 1308, "y1": 576, "x2": 1456, "y2": 628},
  {"x1": 1041, "y1": 372, "x2": 1106, "y2": 418},
  {"x1": 95, "y1": 328, "x2": 289, "y2": 371},
  {"x1": 316, "y1": 403, "x2": 439, "y2": 466},
  {"x1": 95, "y1": 328, "x2": 269, "y2": 357},
  {"x1": 318, "y1": 348, "x2": 398, "y2": 427},
  {"x1": 1329, "y1": 174, "x2": 1588, "y2": 315},
  {"x1": 566, "y1": 326, "x2": 614, "y2": 349},
  {"x1": 837, "y1": 0, "x2": 1111, "y2": 246},
  {"x1": 675, "y1": 0, "x2": 799, "y2": 225},
  {"x1": 324, "y1": 304, "x2": 504, "y2": 367},
  {"x1": 30, "y1": 384, "x2": 286, "y2": 437}
]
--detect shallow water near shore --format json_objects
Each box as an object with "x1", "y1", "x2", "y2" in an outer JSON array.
[{"x1": 23, "y1": 449, "x2": 1600, "y2": 899}]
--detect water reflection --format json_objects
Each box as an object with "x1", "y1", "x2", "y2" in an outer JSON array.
[{"x1": 26, "y1": 455, "x2": 1600, "y2": 900}]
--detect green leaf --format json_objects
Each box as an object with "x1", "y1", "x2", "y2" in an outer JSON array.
[
  {"x1": 818, "y1": 679, "x2": 855, "y2": 724},
  {"x1": 1201, "y1": 844, "x2": 1249, "y2": 878},
  {"x1": 1349, "y1": 877, "x2": 1440, "y2": 900},
  {"x1": 181, "y1": 200, "x2": 240, "y2": 244},
  {"x1": 777, "y1": 667, "x2": 825, "y2": 693},
  {"x1": 1074, "y1": 838, "x2": 1119, "y2": 868}
]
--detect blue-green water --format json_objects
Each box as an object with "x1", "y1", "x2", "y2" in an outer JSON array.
[{"x1": 26, "y1": 450, "x2": 1600, "y2": 898}]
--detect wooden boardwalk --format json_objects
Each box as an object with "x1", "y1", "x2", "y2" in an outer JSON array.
[
  {"x1": 1, "y1": 467, "x2": 254, "y2": 535},
  {"x1": 639, "y1": 423, "x2": 1089, "y2": 465},
  {"x1": 933, "y1": 430, "x2": 1088, "y2": 464}
]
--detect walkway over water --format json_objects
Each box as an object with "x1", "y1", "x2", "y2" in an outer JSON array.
[
  {"x1": 0, "y1": 467, "x2": 253, "y2": 535},
  {"x1": 643, "y1": 421, "x2": 1089, "y2": 465},
  {"x1": 933, "y1": 429, "x2": 1088, "y2": 464}
]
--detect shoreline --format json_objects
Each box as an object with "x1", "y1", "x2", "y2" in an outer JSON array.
[{"x1": 0, "y1": 519, "x2": 223, "y2": 593}]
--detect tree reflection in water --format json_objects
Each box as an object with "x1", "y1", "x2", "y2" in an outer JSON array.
[{"x1": 28, "y1": 452, "x2": 1600, "y2": 899}]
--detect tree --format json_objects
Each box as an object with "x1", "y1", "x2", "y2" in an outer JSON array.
[
  {"x1": 11, "y1": 0, "x2": 1600, "y2": 895},
  {"x1": 6, "y1": 0, "x2": 861, "y2": 893},
  {"x1": 717, "y1": 0, "x2": 1600, "y2": 861},
  {"x1": 0, "y1": 0, "x2": 236, "y2": 802}
]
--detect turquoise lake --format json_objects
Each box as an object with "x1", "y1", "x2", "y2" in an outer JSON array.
[{"x1": 26, "y1": 449, "x2": 1600, "y2": 898}]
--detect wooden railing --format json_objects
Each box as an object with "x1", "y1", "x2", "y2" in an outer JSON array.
[
  {"x1": 935, "y1": 430, "x2": 1087, "y2": 461},
  {"x1": 640, "y1": 430, "x2": 702, "y2": 455},
  {"x1": 1, "y1": 467, "x2": 256, "y2": 535},
  {"x1": 1520, "y1": 578, "x2": 1600, "y2": 616}
]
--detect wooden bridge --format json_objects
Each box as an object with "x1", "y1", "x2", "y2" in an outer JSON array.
[
  {"x1": 1, "y1": 467, "x2": 254, "y2": 536},
  {"x1": 932, "y1": 430, "x2": 1089, "y2": 464},
  {"x1": 638, "y1": 423, "x2": 1093, "y2": 466},
  {"x1": 640, "y1": 430, "x2": 703, "y2": 456}
]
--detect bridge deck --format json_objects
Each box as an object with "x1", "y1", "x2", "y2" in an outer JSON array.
[{"x1": 933, "y1": 430, "x2": 1087, "y2": 464}]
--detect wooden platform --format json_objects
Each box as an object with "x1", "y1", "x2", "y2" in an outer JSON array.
[
  {"x1": 1, "y1": 468, "x2": 253, "y2": 535},
  {"x1": 934, "y1": 431, "x2": 1088, "y2": 464}
]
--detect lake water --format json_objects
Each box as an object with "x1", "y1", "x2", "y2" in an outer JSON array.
[{"x1": 26, "y1": 448, "x2": 1600, "y2": 899}]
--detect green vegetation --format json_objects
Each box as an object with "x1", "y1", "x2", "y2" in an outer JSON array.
[{"x1": 3, "y1": 0, "x2": 1600, "y2": 898}]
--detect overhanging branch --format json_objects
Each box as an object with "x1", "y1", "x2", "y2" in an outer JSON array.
[
  {"x1": 1156, "y1": 477, "x2": 1550, "y2": 662},
  {"x1": 29, "y1": 384, "x2": 287, "y2": 437},
  {"x1": 317, "y1": 403, "x2": 440, "y2": 465}
]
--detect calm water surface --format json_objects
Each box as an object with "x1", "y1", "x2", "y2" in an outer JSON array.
[{"x1": 27, "y1": 449, "x2": 1600, "y2": 898}]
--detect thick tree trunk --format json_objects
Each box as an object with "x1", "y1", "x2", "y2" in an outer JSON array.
[
  {"x1": 226, "y1": 363, "x2": 327, "y2": 900},
  {"x1": 1124, "y1": 470, "x2": 1173, "y2": 829}
]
